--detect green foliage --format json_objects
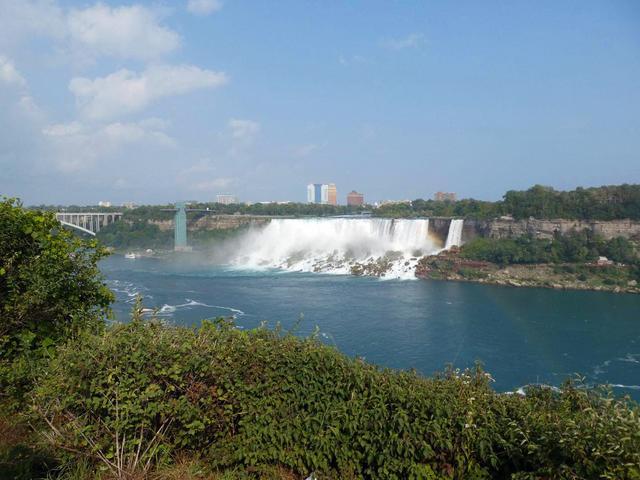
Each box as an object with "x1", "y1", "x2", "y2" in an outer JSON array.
[
  {"x1": 461, "y1": 231, "x2": 638, "y2": 266},
  {"x1": 31, "y1": 184, "x2": 640, "y2": 222},
  {"x1": 189, "y1": 201, "x2": 367, "y2": 217},
  {"x1": 503, "y1": 184, "x2": 640, "y2": 220},
  {"x1": 34, "y1": 320, "x2": 640, "y2": 479},
  {"x1": 0, "y1": 198, "x2": 113, "y2": 405},
  {"x1": 377, "y1": 199, "x2": 501, "y2": 220},
  {"x1": 110, "y1": 202, "x2": 366, "y2": 224},
  {"x1": 96, "y1": 219, "x2": 173, "y2": 250},
  {"x1": 379, "y1": 184, "x2": 640, "y2": 220}
]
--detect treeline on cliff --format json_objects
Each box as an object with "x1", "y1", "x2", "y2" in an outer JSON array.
[
  {"x1": 377, "y1": 184, "x2": 640, "y2": 220},
  {"x1": 30, "y1": 184, "x2": 640, "y2": 224},
  {"x1": 460, "y1": 231, "x2": 639, "y2": 266},
  {"x1": 3, "y1": 199, "x2": 640, "y2": 479}
]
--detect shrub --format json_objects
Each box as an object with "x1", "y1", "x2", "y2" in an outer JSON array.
[
  {"x1": 0, "y1": 198, "x2": 113, "y2": 406},
  {"x1": 34, "y1": 319, "x2": 640, "y2": 480},
  {"x1": 461, "y1": 232, "x2": 639, "y2": 267}
]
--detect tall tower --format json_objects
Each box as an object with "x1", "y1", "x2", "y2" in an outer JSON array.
[
  {"x1": 320, "y1": 184, "x2": 329, "y2": 204},
  {"x1": 327, "y1": 183, "x2": 337, "y2": 205},
  {"x1": 307, "y1": 183, "x2": 326, "y2": 203},
  {"x1": 174, "y1": 202, "x2": 188, "y2": 250}
]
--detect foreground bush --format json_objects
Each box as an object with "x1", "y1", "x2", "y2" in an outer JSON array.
[
  {"x1": 33, "y1": 319, "x2": 640, "y2": 480},
  {"x1": 0, "y1": 198, "x2": 113, "y2": 406}
]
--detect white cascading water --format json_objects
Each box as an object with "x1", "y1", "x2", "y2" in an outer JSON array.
[
  {"x1": 444, "y1": 219, "x2": 464, "y2": 249},
  {"x1": 228, "y1": 218, "x2": 438, "y2": 279}
]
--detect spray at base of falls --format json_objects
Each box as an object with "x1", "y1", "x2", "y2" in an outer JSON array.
[
  {"x1": 228, "y1": 218, "x2": 438, "y2": 279},
  {"x1": 227, "y1": 218, "x2": 465, "y2": 279}
]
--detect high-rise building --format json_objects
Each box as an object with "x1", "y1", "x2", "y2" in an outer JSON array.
[
  {"x1": 327, "y1": 183, "x2": 337, "y2": 205},
  {"x1": 347, "y1": 190, "x2": 364, "y2": 206},
  {"x1": 307, "y1": 184, "x2": 322, "y2": 203},
  {"x1": 320, "y1": 184, "x2": 329, "y2": 204},
  {"x1": 98, "y1": 201, "x2": 111, "y2": 207},
  {"x1": 434, "y1": 192, "x2": 456, "y2": 202},
  {"x1": 307, "y1": 183, "x2": 332, "y2": 204},
  {"x1": 216, "y1": 194, "x2": 238, "y2": 205}
]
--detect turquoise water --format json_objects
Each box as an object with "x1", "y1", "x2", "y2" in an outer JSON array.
[{"x1": 101, "y1": 255, "x2": 640, "y2": 398}]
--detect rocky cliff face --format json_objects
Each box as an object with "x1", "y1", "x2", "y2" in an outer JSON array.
[
  {"x1": 191, "y1": 215, "x2": 270, "y2": 230},
  {"x1": 149, "y1": 215, "x2": 270, "y2": 232},
  {"x1": 148, "y1": 219, "x2": 173, "y2": 231},
  {"x1": 150, "y1": 215, "x2": 640, "y2": 243},
  {"x1": 463, "y1": 218, "x2": 640, "y2": 242}
]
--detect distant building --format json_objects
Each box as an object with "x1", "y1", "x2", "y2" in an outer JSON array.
[
  {"x1": 216, "y1": 194, "x2": 238, "y2": 205},
  {"x1": 597, "y1": 256, "x2": 613, "y2": 266},
  {"x1": 327, "y1": 183, "x2": 337, "y2": 205},
  {"x1": 98, "y1": 201, "x2": 111, "y2": 207},
  {"x1": 122, "y1": 202, "x2": 136, "y2": 209},
  {"x1": 347, "y1": 190, "x2": 364, "y2": 206},
  {"x1": 434, "y1": 192, "x2": 456, "y2": 202},
  {"x1": 307, "y1": 183, "x2": 332, "y2": 204},
  {"x1": 307, "y1": 184, "x2": 321, "y2": 203}
]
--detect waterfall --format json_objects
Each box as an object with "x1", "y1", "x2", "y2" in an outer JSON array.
[
  {"x1": 444, "y1": 219, "x2": 464, "y2": 249},
  {"x1": 228, "y1": 218, "x2": 437, "y2": 279}
]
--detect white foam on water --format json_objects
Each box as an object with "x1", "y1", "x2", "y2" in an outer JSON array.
[
  {"x1": 508, "y1": 384, "x2": 563, "y2": 396},
  {"x1": 610, "y1": 384, "x2": 640, "y2": 390},
  {"x1": 617, "y1": 354, "x2": 640, "y2": 364},
  {"x1": 227, "y1": 218, "x2": 437, "y2": 279},
  {"x1": 152, "y1": 299, "x2": 245, "y2": 317}
]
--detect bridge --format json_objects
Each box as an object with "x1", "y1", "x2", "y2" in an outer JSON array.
[{"x1": 56, "y1": 212, "x2": 122, "y2": 236}]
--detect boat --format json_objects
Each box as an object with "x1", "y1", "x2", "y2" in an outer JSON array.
[{"x1": 124, "y1": 252, "x2": 137, "y2": 259}]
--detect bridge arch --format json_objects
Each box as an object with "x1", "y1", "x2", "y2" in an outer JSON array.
[{"x1": 58, "y1": 221, "x2": 96, "y2": 236}]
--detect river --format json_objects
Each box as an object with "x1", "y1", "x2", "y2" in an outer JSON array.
[{"x1": 101, "y1": 254, "x2": 640, "y2": 399}]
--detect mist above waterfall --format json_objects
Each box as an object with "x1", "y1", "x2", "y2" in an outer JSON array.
[{"x1": 226, "y1": 218, "x2": 440, "y2": 279}]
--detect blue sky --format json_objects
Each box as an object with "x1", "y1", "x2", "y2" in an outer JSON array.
[{"x1": 1, "y1": 0, "x2": 639, "y2": 205}]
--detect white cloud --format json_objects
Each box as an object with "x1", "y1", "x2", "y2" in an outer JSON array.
[
  {"x1": 177, "y1": 158, "x2": 234, "y2": 192},
  {"x1": 0, "y1": 1, "x2": 181, "y2": 62},
  {"x1": 227, "y1": 119, "x2": 260, "y2": 156},
  {"x1": 292, "y1": 144, "x2": 318, "y2": 158},
  {"x1": 194, "y1": 177, "x2": 233, "y2": 191},
  {"x1": 187, "y1": 0, "x2": 223, "y2": 16},
  {"x1": 228, "y1": 119, "x2": 260, "y2": 140},
  {"x1": 0, "y1": 56, "x2": 26, "y2": 87},
  {"x1": 70, "y1": 65, "x2": 229, "y2": 120},
  {"x1": 42, "y1": 121, "x2": 83, "y2": 137},
  {"x1": 67, "y1": 3, "x2": 180, "y2": 61},
  {"x1": 338, "y1": 54, "x2": 369, "y2": 66},
  {"x1": 0, "y1": 0, "x2": 66, "y2": 48},
  {"x1": 381, "y1": 33, "x2": 425, "y2": 50},
  {"x1": 42, "y1": 118, "x2": 176, "y2": 172}
]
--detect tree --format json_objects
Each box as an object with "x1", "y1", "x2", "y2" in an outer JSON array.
[{"x1": 0, "y1": 198, "x2": 113, "y2": 401}]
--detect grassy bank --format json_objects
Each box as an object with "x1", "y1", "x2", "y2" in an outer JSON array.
[
  {"x1": 3, "y1": 317, "x2": 640, "y2": 479},
  {"x1": 416, "y1": 253, "x2": 640, "y2": 293}
]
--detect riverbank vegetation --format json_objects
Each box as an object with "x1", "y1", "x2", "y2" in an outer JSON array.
[
  {"x1": 460, "y1": 231, "x2": 638, "y2": 266},
  {"x1": 418, "y1": 232, "x2": 640, "y2": 293},
  {"x1": 3, "y1": 199, "x2": 640, "y2": 479}
]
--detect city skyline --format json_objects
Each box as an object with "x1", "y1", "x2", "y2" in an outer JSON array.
[{"x1": 1, "y1": 1, "x2": 639, "y2": 205}]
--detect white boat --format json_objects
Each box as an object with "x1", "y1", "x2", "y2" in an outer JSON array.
[{"x1": 124, "y1": 252, "x2": 137, "y2": 259}]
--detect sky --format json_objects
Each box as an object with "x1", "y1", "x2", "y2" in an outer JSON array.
[{"x1": 0, "y1": 0, "x2": 639, "y2": 205}]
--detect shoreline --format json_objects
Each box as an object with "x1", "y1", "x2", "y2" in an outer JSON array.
[{"x1": 415, "y1": 252, "x2": 640, "y2": 294}]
